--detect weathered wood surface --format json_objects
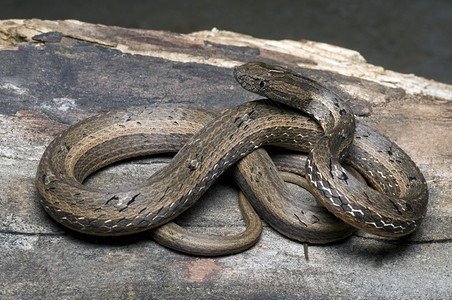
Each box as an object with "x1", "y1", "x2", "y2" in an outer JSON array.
[{"x1": 0, "y1": 19, "x2": 450, "y2": 299}]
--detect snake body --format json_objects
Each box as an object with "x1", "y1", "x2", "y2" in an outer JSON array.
[
  {"x1": 234, "y1": 63, "x2": 428, "y2": 237},
  {"x1": 36, "y1": 101, "x2": 325, "y2": 235},
  {"x1": 36, "y1": 62, "x2": 428, "y2": 255}
]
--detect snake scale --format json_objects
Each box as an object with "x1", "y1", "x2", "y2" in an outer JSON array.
[{"x1": 35, "y1": 62, "x2": 428, "y2": 256}]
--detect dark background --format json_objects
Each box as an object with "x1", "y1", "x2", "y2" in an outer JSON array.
[{"x1": 2, "y1": 0, "x2": 451, "y2": 84}]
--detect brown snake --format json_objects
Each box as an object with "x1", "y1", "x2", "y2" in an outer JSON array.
[{"x1": 35, "y1": 62, "x2": 428, "y2": 255}]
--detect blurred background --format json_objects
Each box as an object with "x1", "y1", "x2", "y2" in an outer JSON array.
[{"x1": 2, "y1": 0, "x2": 451, "y2": 84}]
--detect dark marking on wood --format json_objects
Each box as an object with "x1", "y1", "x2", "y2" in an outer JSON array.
[
  {"x1": 204, "y1": 41, "x2": 261, "y2": 56},
  {"x1": 32, "y1": 31, "x2": 64, "y2": 43}
]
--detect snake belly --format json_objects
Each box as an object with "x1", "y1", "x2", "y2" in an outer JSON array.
[{"x1": 234, "y1": 62, "x2": 428, "y2": 237}]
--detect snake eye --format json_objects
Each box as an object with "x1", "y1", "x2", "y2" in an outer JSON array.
[{"x1": 259, "y1": 80, "x2": 267, "y2": 88}]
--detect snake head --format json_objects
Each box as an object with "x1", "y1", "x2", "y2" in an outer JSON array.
[
  {"x1": 233, "y1": 62, "x2": 318, "y2": 109},
  {"x1": 233, "y1": 62, "x2": 286, "y2": 94}
]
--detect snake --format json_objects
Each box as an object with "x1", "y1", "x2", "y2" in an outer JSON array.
[
  {"x1": 35, "y1": 62, "x2": 428, "y2": 255},
  {"x1": 234, "y1": 62, "x2": 428, "y2": 237}
]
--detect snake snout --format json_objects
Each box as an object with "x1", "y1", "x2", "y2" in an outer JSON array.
[{"x1": 233, "y1": 62, "x2": 272, "y2": 93}]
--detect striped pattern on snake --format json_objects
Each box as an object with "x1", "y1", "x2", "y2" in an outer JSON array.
[
  {"x1": 36, "y1": 101, "x2": 331, "y2": 238},
  {"x1": 35, "y1": 62, "x2": 429, "y2": 255},
  {"x1": 234, "y1": 62, "x2": 428, "y2": 237}
]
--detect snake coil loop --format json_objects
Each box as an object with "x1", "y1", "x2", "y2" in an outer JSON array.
[{"x1": 35, "y1": 62, "x2": 428, "y2": 256}]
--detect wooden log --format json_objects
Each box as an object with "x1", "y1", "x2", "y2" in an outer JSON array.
[{"x1": 0, "y1": 19, "x2": 450, "y2": 299}]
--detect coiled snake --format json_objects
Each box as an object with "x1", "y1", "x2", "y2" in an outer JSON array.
[{"x1": 35, "y1": 62, "x2": 428, "y2": 256}]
